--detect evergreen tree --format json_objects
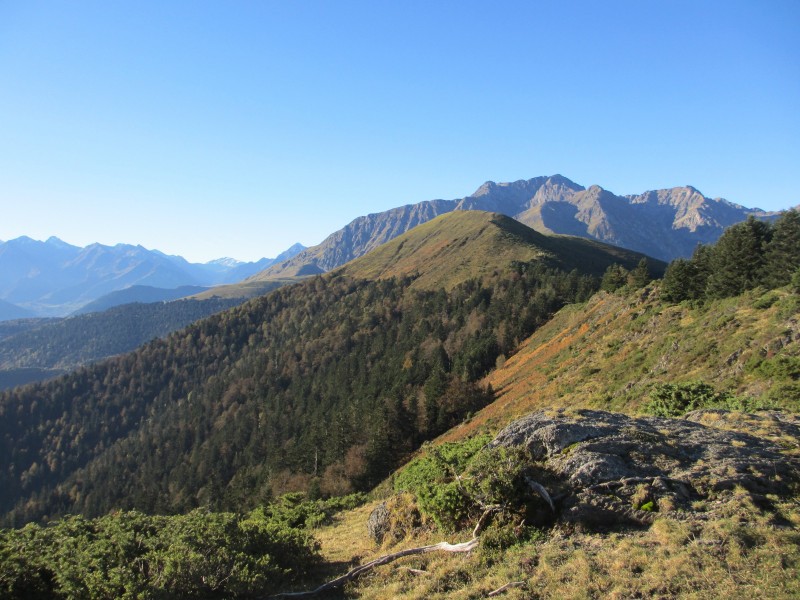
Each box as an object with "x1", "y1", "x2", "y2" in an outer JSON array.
[
  {"x1": 627, "y1": 258, "x2": 651, "y2": 289},
  {"x1": 763, "y1": 209, "x2": 800, "y2": 288},
  {"x1": 706, "y1": 217, "x2": 771, "y2": 298},
  {"x1": 600, "y1": 264, "x2": 628, "y2": 292},
  {"x1": 661, "y1": 259, "x2": 698, "y2": 302}
]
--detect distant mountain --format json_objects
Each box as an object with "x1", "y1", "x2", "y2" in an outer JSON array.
[
  {"x1": 0, "y1": 238, "x2": 305, "y2": 318},
  {"x1": 253, "y1": 175, "x2": 777, "y2": 280},
  {"x1": 0, "y1": 299, "x2": 33, "y2": 321}
]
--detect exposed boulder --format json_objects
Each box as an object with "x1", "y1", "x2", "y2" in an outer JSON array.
[
  {"x1": 367, "y1": 502, "x2": 389, "y2": 545},
  {"x1": 491, "y1": 408, "x2": 800, "y2": 529}
]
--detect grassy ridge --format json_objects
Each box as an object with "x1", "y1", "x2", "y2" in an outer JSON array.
[
  {"x1": 308, "y1": 284, "x2": 800, "y2": 598},
  {"x1": 338, "y1": 211, "x2": 659, "y2": 290}
]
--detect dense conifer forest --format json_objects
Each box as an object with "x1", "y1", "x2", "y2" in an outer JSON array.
[{"x1": 0, "y1": 261, "x2": 599, "y2": 526}]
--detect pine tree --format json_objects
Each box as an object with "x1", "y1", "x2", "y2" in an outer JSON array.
[
  {"x1": 662, "y1": 259, "x2": 698, "y2": 302},
  {"x1": 762, "y1": 209, "x2": 800, "y2": 288},
  {"x1": 706, "y1": 217, "x2": 771, "y2": 298},
  {"x1": 627, "y1": 258, "x2": 651, "y2": 289},
  {"x1": 600, "y1": 264, "x2": 628, "y2": 292}
]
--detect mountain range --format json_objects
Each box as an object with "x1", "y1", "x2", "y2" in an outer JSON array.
[
  {"x1": 0, "y1": 170, "x2": 797, "y2": 599},
  {"x1": 253, "y1": 174, "x2": 778, "y2": 281},
  {"x1": 2, "y1": 175, "x2": 783, "y2": 319},
  {"x1": 0, "y1": 238, "x2": 305, "y2": 318}
]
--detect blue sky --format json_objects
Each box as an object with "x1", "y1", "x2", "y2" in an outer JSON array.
[{"x1": 1, "y1": 1, "x2": 798, "y2": 262}]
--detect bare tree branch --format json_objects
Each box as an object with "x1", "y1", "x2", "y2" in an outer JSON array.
[
  {"x1": 487, "y1": 580, "x2": 526, "y2": 596},
  {"x1": 524, "y1": 475, "x2": 555, "y2": 512},
  {"x1": 268, "y1": 538, "x2": 479, "y2": 598}
]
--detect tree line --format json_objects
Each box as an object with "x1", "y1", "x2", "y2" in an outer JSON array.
[{"x1": 661, "y1": 210, "x2": 800, "y2": 302}]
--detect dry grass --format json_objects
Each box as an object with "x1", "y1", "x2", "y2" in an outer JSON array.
[{"x1": 339, "y1": 497, "x2": 800, "y2": 599}]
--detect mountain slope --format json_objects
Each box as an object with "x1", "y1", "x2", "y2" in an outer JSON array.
[
  {"x1": 251, "y1": 200, "x2": 457, "y2": 280},
  {"x1": 0, "y1": 212, "x2": 635, "y2": 525},
  {"x1": 336, "y1": 211, "x2": 661, "y2": 290},
  {"x1": 73, "y1": 285, "x2": 211, "y2": 315},
  {"x1": 0, "y1": 297, "x2": 244, "y2": 373},
  {"x1": 255, "y1": 175, "x2": 775, "y2": 281},
  {"x1": 439, "y1": 285, "x2": 800, "y2": 444},
  {"x1": 0, "y1": 299, "x2": 33, "y2": 321}
]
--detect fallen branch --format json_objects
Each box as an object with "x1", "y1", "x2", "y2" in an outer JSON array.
[
  {"x1": 268, "y1": 538, "x2": 479, "y2": 598},
  {"x1": 524, "y1": 475, "x2": 555, "y2": 512},
  {"x1": 487, "y1": 581, "x2": 525, "y2": 596},
  {"x1": 473, "y1": 504, "x2": 502, "y2": 537},
  {"x1": 401, "y1": 567, "x2": 429, "y2": 575}
]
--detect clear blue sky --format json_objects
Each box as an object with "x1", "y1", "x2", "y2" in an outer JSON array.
[{"x1": 1, "y1": 1, "x2": 798, "y2": 262}]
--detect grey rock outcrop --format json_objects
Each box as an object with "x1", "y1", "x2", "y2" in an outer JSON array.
[{"x1": 491, "y1": 409, "x2": 800, "y2": 529}]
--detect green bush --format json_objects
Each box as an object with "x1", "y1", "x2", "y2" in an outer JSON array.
[
  {"x1": 394, "y1": 435, "x2": 490, "y2": 531},
  {"x1": 753, "y1": 355, "x2": 800, "y2": 381},
  {"x1": 0, "y1": 506, "x2": 322, "y2": 599},
  {"x1": 644, "y1": 382, "x2": 762, "y2": 417},
  {"x1": 753, "y1": 291, "x2": 780, "y2": 309},
  {"x1": 394, "y1": 436, "x2": 549, "y2": 533},
  {"x1": 258, "y1": 492, "x2": 366, "y2": 532}
]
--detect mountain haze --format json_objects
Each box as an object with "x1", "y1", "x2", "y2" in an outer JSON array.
[
  {"x1": 255, "y1": 175, "x2": 775, "y2": 281},
  {"x1": 0, "y1": 237, "x2": 305, "y2": 318}
]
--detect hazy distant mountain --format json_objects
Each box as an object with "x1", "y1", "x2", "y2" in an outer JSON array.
[
  {"x1": 254, "y1": 175, "x2": 777, "y2": 280},
  {"x1": 0, "y1": 299, "x2": 34, "y2": 321},
  {"x1": 0, "y1": 238, "x2": 305, "y2": 318}
]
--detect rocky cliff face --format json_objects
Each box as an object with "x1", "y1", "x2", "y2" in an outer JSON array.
[{"x1": 254, "y1": 175, "x2": 776, "y2": 279}]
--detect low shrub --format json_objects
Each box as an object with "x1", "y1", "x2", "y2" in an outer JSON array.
[{"x1": 644, "y1": 382, "x2": 764, "y2": 417}]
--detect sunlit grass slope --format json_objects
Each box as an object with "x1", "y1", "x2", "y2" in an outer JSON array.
[
  {"x1": 336, "y1": 211, "x2": 656, "y2": 290},
  {"x1": 438, "y1": 285, "x2": 800, "y2": 442}
]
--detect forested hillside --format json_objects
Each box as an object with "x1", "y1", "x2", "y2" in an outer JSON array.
[
  {"x1": 0, "y1": 212, "x2": 652, "y2": 526},
  {"x1": 0, "y1": 297, "x2": 243, "y2": 378}
]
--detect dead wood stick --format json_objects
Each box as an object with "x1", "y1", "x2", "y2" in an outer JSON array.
[
  {"x1": 473, "y1": 504, "x2": 502, "y2": 537},
  {"x1": 524, "y1": 475, "x2": 555, "y2": 512},
  {"x1": 268, "y1": 538, "x2": 479, "y2": 598},
  {"x1": 487, "y1": 580, "x2": 525, "y2": 596}
]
